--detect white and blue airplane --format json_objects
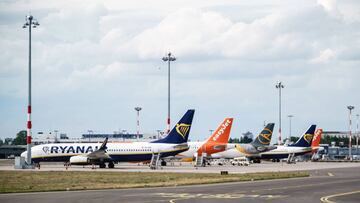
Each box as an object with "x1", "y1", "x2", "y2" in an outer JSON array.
[
  {"x1": 257, "y1": 124, "x2": 317, "y2": 162},
  {"x1": 21, "y1": 109, "x2": 195, "y2": 168}
]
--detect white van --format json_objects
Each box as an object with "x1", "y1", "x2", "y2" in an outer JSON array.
[{"x1": 230, "y1": 157, "x2": 250, "y2": 166}]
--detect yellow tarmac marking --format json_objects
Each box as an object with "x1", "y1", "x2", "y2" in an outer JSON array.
[
  {"x1": 158, "y1": 193, "x2": 286, "y2": 203},
  {"x1": 320, "y1": 190, "x2": 360, "y2": 203},
  {"x1": 251, "y1": 179, "x2": 359, "y2": 193}
]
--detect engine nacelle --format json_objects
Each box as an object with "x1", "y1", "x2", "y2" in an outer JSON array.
[{"x1": 69, "y1": 155, "x2": 89, "y2": 165}]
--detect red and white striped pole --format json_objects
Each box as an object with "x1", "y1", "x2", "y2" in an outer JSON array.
[
  {"x1": 23, "y1": 15, "x2": 39, "y2": 165},
  {"x1": 26, "y1": 17, "x2": 33, "y2": 165}
]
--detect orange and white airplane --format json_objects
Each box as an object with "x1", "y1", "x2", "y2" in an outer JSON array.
[{"x1": 175, "y1": 118, "x2": 233, "y2": 161}]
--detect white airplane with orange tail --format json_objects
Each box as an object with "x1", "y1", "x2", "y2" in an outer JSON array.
[{"x1": 174, "y1": 118, "x2": 234, "y2": 161}]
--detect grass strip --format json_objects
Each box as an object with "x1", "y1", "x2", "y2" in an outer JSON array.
[{"x1": 0, "y1": 171, "x2": 309, "y2": 193}]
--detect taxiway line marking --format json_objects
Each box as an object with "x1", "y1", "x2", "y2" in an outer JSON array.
[
  {"x1": 320, "y1": 190, "x2": 360, "y2": 203},
  {"x1": 251, "y1": 179, "x2": 359, "y2": 193}
]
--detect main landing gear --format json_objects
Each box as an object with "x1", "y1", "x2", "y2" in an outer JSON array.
[{"x1": 108, "y1": 162, "x2": 115, "y2": 168}]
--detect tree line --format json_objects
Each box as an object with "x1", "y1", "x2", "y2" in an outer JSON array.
[{"x1": 0, "y1": 130, "x2": 27, "y2": 146}]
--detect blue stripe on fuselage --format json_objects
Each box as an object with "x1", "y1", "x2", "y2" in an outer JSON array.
[
  {"x1": 32, "y1": 148, "x2": 187, "y2": 163},
  {"x1": 259, "y1": 151, "x2": 308, "y2": 160}
]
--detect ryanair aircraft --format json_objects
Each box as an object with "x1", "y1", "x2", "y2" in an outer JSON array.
[{"x1": 21, "y1": 109, "x2": 195, "y2": 168}]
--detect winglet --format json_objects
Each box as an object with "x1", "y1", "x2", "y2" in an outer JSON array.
[
  {"x1": 99, "y1": 137, "x2": 108, "y2": 151},
  {"x1": 251, "y1": 123, "x2": 275, "y2": 147}
]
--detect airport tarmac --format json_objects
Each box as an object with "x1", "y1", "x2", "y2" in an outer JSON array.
[
  {"x1": 0, "y1": 166, "x2": 359, "y2": 203},
  {"x1": 1, "y1": 160, "x2": 360, "y2": 174}
]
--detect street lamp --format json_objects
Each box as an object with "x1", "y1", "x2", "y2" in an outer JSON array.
[
  {"x1": 347, "y1": 105, "x2": 354, "y2": 160},
  {"x1": 23, "y1": 15, "x2": 39, "y2": 166},
  {"x1": 276, "y1": 82, "x2": 284, "y2": 145},
  {"x1": 54, "y1": 130, "x2": 58, "y2": 143},
  {"x1": 209, "y1": 129, "x2": 214, "y2": 136},
  {"x1": 134, "y1": 107, "x2": 142, "y2": 141},
  {"x1": 162, "y1": 52, "x2": 176, "y2": 134},
  {"x1": 356, "y1": 114, "x2": 359, "y2": 155},
  {"x1": 288, "y1": 115, "x2": 294, "y2": 141}
]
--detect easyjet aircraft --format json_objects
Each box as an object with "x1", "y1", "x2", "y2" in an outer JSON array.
[{"x1": 175, "y1": 118, "x2": 234, "y2": 160}]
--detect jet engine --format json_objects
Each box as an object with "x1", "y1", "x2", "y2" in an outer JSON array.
[{"x1": 69, "y1": 155, "x2": 89, "y2": 165}]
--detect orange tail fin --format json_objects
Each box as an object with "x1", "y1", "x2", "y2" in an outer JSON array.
[
  {"x1": 198, "y1": 118, "x2": 233, "y2": 155},
  {"x1": 311, "y1": 128, "x2": 323, "y2": 152}
]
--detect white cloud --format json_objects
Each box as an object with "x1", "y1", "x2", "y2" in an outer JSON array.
[
  {"x1": 310, "y1": 48, "x2": 336, "y2": 63},
  {"x1": 1, "y1": 0, "x2": 360, "y2": 141}
]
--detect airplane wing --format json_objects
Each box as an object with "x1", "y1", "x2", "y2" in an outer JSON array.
[
  {"x1": 70, "y1": 138, "x2": 111, "y2": 165},
  {"x1": 87, "y1": 137, "x2": 110, "y2": 159}
]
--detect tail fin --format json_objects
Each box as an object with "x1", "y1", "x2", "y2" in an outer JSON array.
[
  {"x1": 152, "y1": 109, "x2": 195, "y2": 144},
  {"x1": 290, "y1": 125, "x2": 316, "y2": 147},
  {"x1": 251, "y1": 123, "x2": 275, "y2": 147},
  {"x1": 197, "y1": 118, "x2": 233, "y2": 155},
  {"x1": 311, "y1": 128, "x2": 323, "y2": 151},
  {"x1": 206, "y1": 118, "x2": 233, "y2": 144}
]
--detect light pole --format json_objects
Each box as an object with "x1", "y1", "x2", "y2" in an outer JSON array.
[
  {"x1": 162, "y1": 52, "x2": 176, "y2": 134},
  {"x1": 134, "y1": 107, "x2": 142, "y2": 141},
  {"x1": 156, "y1": 130, "x2": 162, "y2": 139},
  {"x1": 87, "y1": 130, "x2": 93, "y2": 142},
  {"x1": 209, "y1": 129, "x2": 214, "y2": 136},
  {"x1": 276, "y1": 82, "x2": 284, "y2": 145},
  {"x1": 288, "y1": 115, "x2": 294, "y2": 141},
  {"x1": 54, "y1": 130, "x2": 58, "y2": 143},
  {"x1": 356, "y1": 114, "x2": 359, "y2": 156},
  {"x1": 23, "y1": 15, "x2": 39, "y2": 166},
  {"x1": 347, "y1": 106, "x2": 354, "y2": 160}
]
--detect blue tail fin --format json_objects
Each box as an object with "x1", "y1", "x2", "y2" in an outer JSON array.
[
  {"x1": 290, "y1": 125, "x2": 316, "y2": 147},
  {"x1": 251, "y1": 123, "x2": 275, "y2": 147},
  {"x1": 152, "y1": 109, "x2": 195, "y2": 144}
]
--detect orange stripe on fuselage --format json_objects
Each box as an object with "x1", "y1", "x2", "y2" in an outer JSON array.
[{"x1": 197, "y1": 118, "x2": 233, "y2": 156}]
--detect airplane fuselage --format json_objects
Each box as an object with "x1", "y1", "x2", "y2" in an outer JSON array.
[
  {"x1": 258, "y1": 145, "x2": 312, "y2": 159},
  {"x1": 23, "y1": 142, "x2": 189, "y2": 163}
]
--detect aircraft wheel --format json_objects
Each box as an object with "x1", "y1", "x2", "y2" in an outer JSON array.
[
  {"x1": 161, "y1": 160, "x2": 167, "y2": 166},
  {"x1": 108, "y1": 162, "x2": 115, "y2": 168},
  {"x1": 99, "y1": 163, "x2": 106, "y2": 168}
]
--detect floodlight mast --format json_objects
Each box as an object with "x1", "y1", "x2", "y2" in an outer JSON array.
[
  {"x1": 23, "y1": 15, "x2": 39, "y2": 166},
  {"x1": 134, "y1": 107, "x2": 142, "y2": 141},
  {"x1": 276, "y1": 82, "x2": 284, "y2": 145},
  {"x1": 347, "y1": 105, "x2": 354, "y2": 160},
  {"x1": 288, "y1": 115, "x2": 294, "y2": 140},
  {"x1": 162, "y1": 52, "x2": 176, "y2": 134}
]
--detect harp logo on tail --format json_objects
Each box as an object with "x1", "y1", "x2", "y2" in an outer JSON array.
[
  {"x1": 304, "y1": 134, "x2": 314, "y2": 144},
  {"x1": 176, "y1": 123, "x2": 191, "y2": 140}
]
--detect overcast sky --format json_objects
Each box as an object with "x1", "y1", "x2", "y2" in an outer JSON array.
[{"x1": 1, "y1": 0, "x2": 359, "y2": 142}]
